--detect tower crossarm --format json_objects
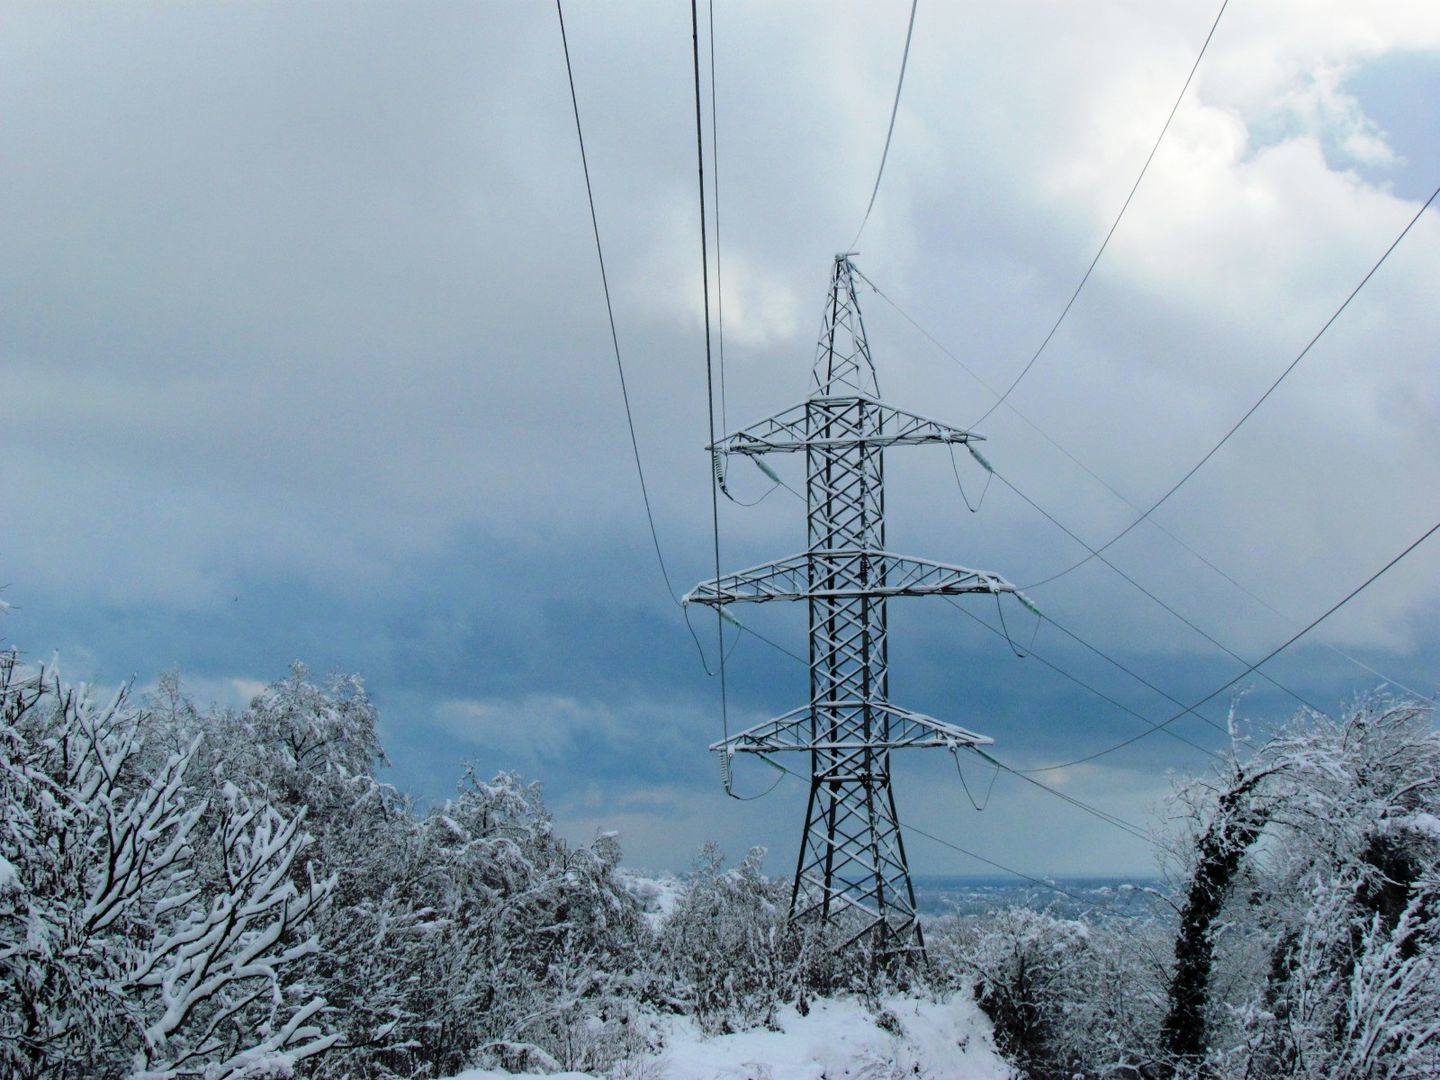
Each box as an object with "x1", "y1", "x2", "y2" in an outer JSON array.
[
  {"x1": 683, "y1": 550, "x2": 1015, "y2": 606},
  {"x1": 709, "y1": 395, "x2": 984, "y2": 456},
  {"x1": 711, "y1": 702, "x2": 991, "y2": 756}
]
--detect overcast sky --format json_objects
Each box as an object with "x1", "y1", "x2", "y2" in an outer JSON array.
[{"x1": 3, "y1": 0, "x2": 1438, "y2": 878}]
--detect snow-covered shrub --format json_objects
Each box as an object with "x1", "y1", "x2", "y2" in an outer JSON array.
[
  {"x1": 393, "y1": 768, "x2": 652, "y2": 1075},
  {"x1": 152, "y1": 666, "x2": 654, "y2": 1078},
  {"x1": 0, "y1": 652, "x2": 336, "y2": 1079},
  {"x1": 937, "y1": 907, "x2": 1093, "y2": 1076},
  {"x1": 651, "y1": 843, "x2": 814, "y2": 1034},
  {"x1": 929, "y1": 906, "x2": 1166, "y2": 1078}
]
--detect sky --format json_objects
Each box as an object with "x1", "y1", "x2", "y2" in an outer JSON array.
[{"x1": 2, "y1": 0, "x2": 1438, "y2": 879}]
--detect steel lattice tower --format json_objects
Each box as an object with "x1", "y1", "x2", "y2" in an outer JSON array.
[{"x1": 687, "y1": 254, "x2": 1016, "y2": 952}]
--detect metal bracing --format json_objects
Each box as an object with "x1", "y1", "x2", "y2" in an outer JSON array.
[
  {"x1": 687, "y1": 254, "x2": 1014, "y2": 954},
  {"x1": 685, "y1": 551, "x2": 1013, "y2": 605},
  {"x1": 711, "y1": 396, "x2": 986, "y2": 456}
]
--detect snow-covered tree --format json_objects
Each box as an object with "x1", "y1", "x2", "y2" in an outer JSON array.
[
  {"x1": 1156, "y1": 695, "x2": 1440, "y2": 1077},
  {"x1": 0, "y1": 651, "x2": 336, "y2": 1079},
  {"x1": 1232, "y1": 698, "x2": 1440, "y2": 1078}
]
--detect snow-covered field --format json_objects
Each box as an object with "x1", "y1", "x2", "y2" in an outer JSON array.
[{"x1": 450, "y1": 992, "x2": 1010, "y2": 1079}]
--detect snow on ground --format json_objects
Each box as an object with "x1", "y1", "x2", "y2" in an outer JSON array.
[
  {"x1": 448, "y1": 992, "x2": 1011, "y2": 1079},
  {"x1": 616, "y1": 868, "x2": 685, "y2": 932}
]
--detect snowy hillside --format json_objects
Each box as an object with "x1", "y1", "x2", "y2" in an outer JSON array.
[{"x1": 450, "y1": 993, "x2": 1010, "y2": 1079}]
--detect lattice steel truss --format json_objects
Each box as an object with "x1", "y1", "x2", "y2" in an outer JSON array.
[{"x1": 686, "y1": 254, "x2": 1015, "y2": 953}]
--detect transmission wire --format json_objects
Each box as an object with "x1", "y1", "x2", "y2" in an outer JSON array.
[
  {"x1": 1025, "y1": 514, "x2": 1440, "y2": 772},
  {"x1": 851, "y1": 0, "x2": 919, "y2": 248},
  {"x1": 558, "y1": 0, "x2": 739, "y2": 683},
  {"x1": 556, "y1": 0, "x2": 680, "y2": 606},
  {"x1": 993, "y1": 466, "x2": 1325, "y2": 716},
  {"x1": 942, "y1": 596, "x2": 1221, "y2": 761},
  {"x1": 855, "y1": 266, "x2": 1435, "y2": 704},
  {"x1": 692, "y1": 0, "x2": 751, "y2": 800},
  {"x1": 989, "y1": 753, "x2": 1153, "y2": 841},
  {"x1": 971, "y1": 0, "x2": 1230, "y2": 428},
  {"x1": 708, "y1": 0, "x2": 727, "y2": 436},
  {"x1": 764, "y1": 758, "x2": 1088, "y2": 902},
  {"x1": 952, "y1": 747, "x2": 998, "y2": 811},
  {"x1": 1026, "y1": 182, "x2": 1440, "y2": 591}
]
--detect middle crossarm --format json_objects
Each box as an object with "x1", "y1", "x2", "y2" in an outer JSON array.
[
  {"x1": 710, "y1": 703, "x2": 993, "y2": 754},
  {"x1": 683, "y1": 551, "x2": 1015, "y2": 606}
]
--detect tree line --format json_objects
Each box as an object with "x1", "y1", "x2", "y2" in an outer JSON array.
[{"x1": 2, "y1": 649, "x2": 1436, "y2": 1077}]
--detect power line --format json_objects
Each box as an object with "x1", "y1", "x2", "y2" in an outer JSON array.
[
  {"x1": 704, "y1": 2, "x2": 784, "y2": 512},
  {"x1": 556, "y1": 0, "x2": 683, "y2": 606},
  {"x1": 992, "y1": 466, "x2": 1326, "y2": 716},
  {"x1": 984, "y1": 753, "x2": 1153, "y2": 842},
  {"x1": 942, "y1": 595, "x2": 1222, "y2": 761},
  {"x1": 970, "y1": 0, "x2": 1230, "y2": 428},
  {"x1": 762, "y1": 756, "x2": 1089, "y2": 903},
  {"x1": 851, "y1": 0, "x2": 920, "y2": 248},
  {"x1": 856, "y1": 267, "x2": 1436, "y2": 705},
  {"x1": 690, "y1": 0, "x2": 739, "y2": 797},
  {"x1": 1026, "y1": 181, "x2": 1440, "y2": 591},
  {"x1": 708, "y1": 0, "x2": 728, "y2": 435},
  {"x1": 558, "y1": 1, "x2": 735, "y2": 682},
  {"x1": 1026, "y1": 514, "x2": 1440, "y2": 772}
]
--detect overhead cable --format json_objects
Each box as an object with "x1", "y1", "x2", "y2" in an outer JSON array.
[
  {"x1": 970, "y1": 0, "x2": 1230, "y2": 428},
  {"x1": 557, "y1": 1, "x2": 681, "y2": 604},
  {"x1": 993, "y1": 467, "x2": 1326, "y2": 716},
  {"x1": 983, "y1": 751, "x2": 1153, "y2": 842},
  {"x1": 691, "y1": 0, "x2": 746, "y2": 798},
  {"x1": 558, "y1": 0, "x2": 737, "y2": 681},
  {"x1": 851, "y1": 0, "x2": 920, "y2": 247},
  {"x1": 942, "y1": 596, "x2": 1223, "y2": 762},
  {"x1": 1025, "y1": 514, "x2": 1440, "y2": 772},
  {"x1": 708, "y1": 0, "x2": 729, "y2": 435},
  {"x1": 857, "y1": 266, "x2": 1436, "y2": 704},
  {"x1": 1026, "y1": 181, "x2": 1440, "y2": 591}
]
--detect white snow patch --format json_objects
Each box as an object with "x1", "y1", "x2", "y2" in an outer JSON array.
[
  {"x1": 1398, "y1": 812, "x2": 1440, "y2": 840},
  {"x1": 0, "y1": 855, "x2": 20, "y2": 895},
  {"x1": 617, "y1": 869, "x2": 685, "y2": 932},
  {"x1": 447, "y1": 992, "x2": 1009, "y2": 1079}
]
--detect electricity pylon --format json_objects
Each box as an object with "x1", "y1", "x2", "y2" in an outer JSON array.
[{"x1": 686, "y1": 254, "x2": 1016, "y2": 953}]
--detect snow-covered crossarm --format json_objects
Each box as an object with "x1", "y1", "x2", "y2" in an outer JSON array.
[
  {"x1": 683, "y1": 550, "x2": 1015, "y2": 606},
  {"x1": 709, "y1": 395, "x2": 983, "y2": 456},
  {"x1": 710, "y1": 702, "x2": 992, "y2": 755}
]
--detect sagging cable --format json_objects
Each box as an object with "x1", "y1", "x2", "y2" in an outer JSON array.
[
  {"x1": 682, "y1": 600, "x2": 744, "y2": 676},
  {"x1": 717, "y1": 746, "x2": 786, "y2": 801},
  {"x1": 952, "y1": 745, "x2": 999, "y2": 811},
  {"x1": 994, "y1": 592, "x2": 1033, "y2": 658},
  {"x1": 714, "y1": 450, "x2": 780, "y2": 507},
  {"x1": 947, "y1": 443, "x2": 992, "y2": 513}
]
